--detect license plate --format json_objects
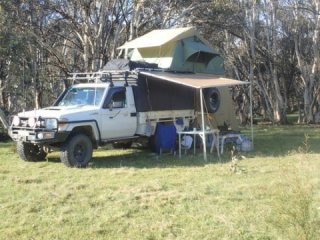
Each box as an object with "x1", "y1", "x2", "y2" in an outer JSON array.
[{"x1": 18, "y1": 131, "x2": 29, "y2": 137}]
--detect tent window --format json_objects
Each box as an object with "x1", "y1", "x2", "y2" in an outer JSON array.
[{"x1": 186, "y1": 51, "x2": 217, "y2": 64}]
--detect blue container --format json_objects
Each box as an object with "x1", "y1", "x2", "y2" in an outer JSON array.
[{"x1": 154, "y1": 123, "x2": 177, "y2": 154}]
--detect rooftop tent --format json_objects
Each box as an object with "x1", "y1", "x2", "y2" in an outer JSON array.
[
  {"x1": 118, "y1": 27, "x2": 199, "y2": 49},
  {"x1": 118, "y1": 27, "x2": 224, "y2": 74}
]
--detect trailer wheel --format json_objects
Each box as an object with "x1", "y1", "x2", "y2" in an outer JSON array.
[
  {"x1": 60, "y1": 134, "x2": 93, "y2": 168},
  {"x1": 17, "y1": 142, "x2": 47, "y2": 161},
  {"x1": 204, "y1": 88, "x2": 221, "y2": 113}
]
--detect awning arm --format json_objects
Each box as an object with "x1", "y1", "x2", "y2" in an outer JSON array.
[{"x1": 200, "y1": 88, "x2": 207, "y2": 161}]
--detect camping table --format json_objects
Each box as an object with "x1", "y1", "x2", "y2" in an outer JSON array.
[{"x1": 177, "y1": 129, "x2": 220, "y2": 158}]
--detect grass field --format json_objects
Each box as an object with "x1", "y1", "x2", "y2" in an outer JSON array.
[{"x1": 0, "y1": 125, "x2": 319, "y2": 240}]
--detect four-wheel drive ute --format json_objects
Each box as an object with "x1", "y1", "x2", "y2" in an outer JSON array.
[
  {"x1": 9, "y1": 70, "x2": 194, "y2": 167},
  {"x1": 10, "y1": 83, "x2": 117, "y2": 167}
]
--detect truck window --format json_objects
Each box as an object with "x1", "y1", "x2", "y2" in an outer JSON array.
[
  {"x1": 103, "y1": 87, "x2": 127, "y2": 109},
  {"x1": 110, "y1": 91, "x2": 126, "y2": 108},
  {"x1": 57, "y1": 87, "x2": 105, "y2": 106}
]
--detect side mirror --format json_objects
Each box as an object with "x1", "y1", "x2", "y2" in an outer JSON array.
[{"x1": 108, "y1": 101, "x2": 113, "y2": 111}]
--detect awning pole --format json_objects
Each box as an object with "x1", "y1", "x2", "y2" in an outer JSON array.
[
  {"x1": 200, "y1": 88, "x2": 207, "y2": 161},
  {"x1": 250, "y1": 82, "x2": 254, "y2": 148}
]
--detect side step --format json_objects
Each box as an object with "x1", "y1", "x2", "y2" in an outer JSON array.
[{"x1": 100, "y1": 136, "x2": 139, "y2": 144}]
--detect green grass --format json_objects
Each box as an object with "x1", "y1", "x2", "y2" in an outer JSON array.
[{"x1": 0, "y1": 125, "x2": 320, "y2": 239}]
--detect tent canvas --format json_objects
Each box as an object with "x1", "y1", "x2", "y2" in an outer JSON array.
[
  {"x1": 118, "y1": 27, "x2": 224, "y2": 75},
  {"x1": 118, "y1": 27, "x2": 212, "y2": 50}
]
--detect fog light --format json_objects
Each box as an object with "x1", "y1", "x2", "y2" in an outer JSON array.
[
  {"x1": 37, "y1": 133, "x2": 44, "y2": 139},
  {"x1": 12, "y1": 116, "x2": 20, "y2": 126},
  {"x1": 37, "y1": 132, "x2": 54, "y2": 139}
]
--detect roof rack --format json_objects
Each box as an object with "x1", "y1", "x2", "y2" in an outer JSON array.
[
  {"x1": 67, "y1": 70, "x2": 139, "y2": 86},
  {"x1": 67, "y1": 68, "x2": 167, "y2": 86}
]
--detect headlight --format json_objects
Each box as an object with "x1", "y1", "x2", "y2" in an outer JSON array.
[
  {"x1": 12, "y1": 116, "x2": 20, "y2": 126},
  {"x1": 45, "y1": 119, "x2": 58, "y2": 129},
  {"x1": 28, "y1": 117, "x2": 36, "y2": 127}
]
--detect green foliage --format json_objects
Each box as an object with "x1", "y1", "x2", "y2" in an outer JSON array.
[{"x1": 298, "y1": 134, "x2": 311, "y2": 154}]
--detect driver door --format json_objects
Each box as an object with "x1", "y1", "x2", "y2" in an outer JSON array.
[{"x1": 99, "y1": 87, "x2": 136, "y2": 139}]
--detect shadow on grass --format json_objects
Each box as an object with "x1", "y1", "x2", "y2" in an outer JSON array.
[
  {"x1": 45, "y1": 157, "x2": 62, "y2": 164},
  {"x1": 4, "y1": 124, "x2": 320, "y2": 169},
  {"x1": 46, "y1": 147, "x2": 227, "y2": 169},
  {"x1": 90, "y1": 153, "x2": 224, "y2": 169}
]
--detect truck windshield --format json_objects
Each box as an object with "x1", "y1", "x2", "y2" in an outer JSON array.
[{"x1": 58, "y1": 87, "x2": 105, "y2": 106}]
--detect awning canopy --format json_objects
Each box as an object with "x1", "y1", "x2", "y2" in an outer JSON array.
[{"x1": 139, "y1": 71, "x2": 249, "y2": 89}]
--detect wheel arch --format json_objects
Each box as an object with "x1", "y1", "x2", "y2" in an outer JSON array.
[{"x1": 69, "y1": 125, "x2": 98, "y2": 149}]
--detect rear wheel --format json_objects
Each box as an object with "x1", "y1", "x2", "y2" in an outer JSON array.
[
  {"x1": 17, "y1": 142, "x2": 47, "y2": 161},
  {"x1": 60, "y1": 134, "x2": 93, "y2": 167}
]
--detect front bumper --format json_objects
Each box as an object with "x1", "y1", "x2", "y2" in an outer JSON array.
[{"x1": 9, "y1": 128, "x2": 69, "y2": 144}]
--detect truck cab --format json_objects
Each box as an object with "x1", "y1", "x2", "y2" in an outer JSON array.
[{"x1": 9, "y1": 80, "x2": 139, "y2": 167}]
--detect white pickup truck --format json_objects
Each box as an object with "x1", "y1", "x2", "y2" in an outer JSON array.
[{"x1": 9, "y1": 70, "x2": 195, "y2": 167}]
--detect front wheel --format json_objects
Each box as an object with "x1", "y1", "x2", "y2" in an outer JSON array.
[
  {"x1": 17, "y1": 142, "x2": 47, "y2": 161},
  {"x1": 60, "y1": 134, "x2": 93, "y2": 168}
]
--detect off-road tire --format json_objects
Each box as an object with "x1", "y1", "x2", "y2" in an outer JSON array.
[
  {"x1": 204, "y1": 88, "x2": 221, "y2": 113},
  {"x1": 60, "y1": 133, "x2": 93, "y2": 168},
  {"x1": 17, "y1": 142, "x2": 47, "y2": 161}
]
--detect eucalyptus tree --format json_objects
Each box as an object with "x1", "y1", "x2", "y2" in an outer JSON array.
[
  {"x1": 291, "y1": 0, "x2": 320, "y2": 123},
  {"x1": 0, "y1": 1, "x2": 30, "y2": 112}
]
